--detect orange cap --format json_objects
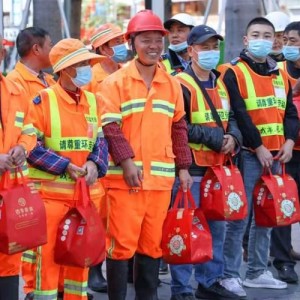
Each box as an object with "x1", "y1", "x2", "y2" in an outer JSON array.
[
  {"x1": 90, "y1": 23, "x2": 124, "y2": 49},
  {"x1": 49, "y1": 38, "x2": 104, "y2": 73}
]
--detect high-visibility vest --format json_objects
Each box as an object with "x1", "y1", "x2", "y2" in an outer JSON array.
[
  {"x1": 278, "y1": 61, "x2": 300, "y2": 150},
  {"x1": 29, "y1": 88, "x2": 103, "y2": 198},
  {"x1": 277, "y1": 61, "x2": 298, "y2": 86},
  {"x1": 230, "y1": 61, "x2": 288, "y2": 151},
  {"x1": 160, "y1": 55, "x2": 184, "y2": 76},
  {"x1": 176, "y1": 72, "x2": 230, "y2": 166}
]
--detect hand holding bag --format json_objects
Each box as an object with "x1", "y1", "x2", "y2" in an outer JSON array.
[
  {"x1": 0, "y1": 168, "x2": 47, "y2": 254},
  {"x1": 162, "y1": 188, "x2": 212, "y2": 264},
  {"x1": 200, "y1": 156, "x2": 248, "y2": 220},
  {"x1": 54, "y1": 177, "x2": 106, "y2": 267},
  {"x1": 253, "y1": 164, "x2": 300, "y2": 227}
]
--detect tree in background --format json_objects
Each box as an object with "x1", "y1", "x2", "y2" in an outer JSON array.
[
  {"x1": 33, "y1": 0, "x2": 62, "y2": 44},
  {"x1": 225, "y1": 0, "x2": 262, "y2": 62},
  {"x1": 33, "y1": 0, "x2": 82, "y2": 43}
]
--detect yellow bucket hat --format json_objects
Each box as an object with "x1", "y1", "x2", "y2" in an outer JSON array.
[
  {"x1": 90, "y1": 23, "x2": 124, "y2": 49},
  {"x1": 50, "y1": 38, "x2": 104, "y2": 73}
]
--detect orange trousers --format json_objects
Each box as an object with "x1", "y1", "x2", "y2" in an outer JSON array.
[
  {"x1": 33, "y1": 199, "x2": 90, "y2": 300},
  {"x1": 106, "y1": 189, "x2": 171, "y2": 260},
  {"x1": 22, "y1": 249, "x2": 64, "y2": 294}
]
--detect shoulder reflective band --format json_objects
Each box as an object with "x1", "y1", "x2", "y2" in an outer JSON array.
[
  {"x1": 83, "y1": 90, "x2": 97, "y2": 117},
  {"x1": 277, "y1": 61, "x2": 284, "y2": 70},
  {"x1": 162, "y1": 59, "x2": 173, "y2": 74},
  {"x1": 236, "y1": 62, "x2": 286, "y2": 111},
  {"x1": 177, "y1": 72, "x2": 229, "y2": 124}
]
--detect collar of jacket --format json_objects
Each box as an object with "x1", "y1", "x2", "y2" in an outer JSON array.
[
  {"x1": 240, "y1": 49, "x2": 279, "y2": 76},
  {"x1": 167, "y1": 49, "x2": 185, "y2": 71}
]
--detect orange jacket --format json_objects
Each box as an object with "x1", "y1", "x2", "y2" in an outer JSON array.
[
  {"x1": 176, "y1": 72, "x2": 230, "y2": 166},
  {"x1": 0, "y1": 75, "x2": 36, "y2": 277},
  {"x1": 31, "y1": 82, "x2": 104, "y2": 200},
  {"x1": 229, "y1": 61, "x2": 289, "y2": 151},
  {"x1": 7, "y1": 61, "x2": 56, "y2": 100},
  {"x1": 0, "y1": 74, "x2": 36, "y2": 156},
  {"x1": 99, "y1": 59, "x2": 185, "y2": 190}
]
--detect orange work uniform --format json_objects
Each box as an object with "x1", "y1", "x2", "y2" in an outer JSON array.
[
  {"x1": 7, "y1": 60, "x2": 56, "y2": 295},
  {"x1": 7, "y1": 61, "x2": 56, "y2": 98},
  {"x1": 99, "y1": 59, "x2": 185, "y2": 259},
  {"x1": 30, "y1": 83, "x2": 105, "y2": 300},
  {"x1": 0, "y1": 74, "x2": 37, "y2": 277}
]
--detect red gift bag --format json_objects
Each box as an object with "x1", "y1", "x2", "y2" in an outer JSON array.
[
  {"x1": 162, "y1": 188, "x2": 212, "y2": 264},
  {"x1": 200, "y1": 157, "x2": 248, "y2": 220},
  {"x1": 54, "y1": 178, "x2": 106, "y2": 268},
  {"x1": 0, "y1": 169, "x2": 47, "y2": 254},
  {"x1": 254, "y1": 165, "x2": 300, "y2": 227}
]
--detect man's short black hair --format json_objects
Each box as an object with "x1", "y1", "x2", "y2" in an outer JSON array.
[
  {"x1": 246, "y1": 17, "x2": 275, "y2": 34},
  {"x1": 16, "y1": 27, "x2": 49, "y2": 58},
  {"x1": 284, "y1": 21, "x2": 300, "y2": 37}
]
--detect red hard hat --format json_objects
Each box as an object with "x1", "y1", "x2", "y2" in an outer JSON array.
[{"x1": 125, "y1": 10, "x2": 168, "y2": 40}]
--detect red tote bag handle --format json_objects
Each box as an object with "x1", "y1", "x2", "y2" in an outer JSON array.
[
  {"x1": 172, "y1": 188, "x2": 197, "y2": 210},
  {"x1": 224, "y1": 154, "x2": 236, "y2": 170},
  {"x1": 73, "y1": 177, "x2": 91, "y2": 208},
  {"x1": 0, "y1": 167, "x2": 26, "y2": 190}
]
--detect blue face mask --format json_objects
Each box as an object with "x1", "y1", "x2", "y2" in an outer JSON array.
[
  {"x1": 111, "y1": 44, "x2": 128, "y2": 63},
  {"x1": 71, "y1": 65, "x2": 92, "y2": 87},
  {"x1": 282, "y1": 45, "x2": 300, "y2": 62},
  {"x1": 168, "y1": 41, "x2": 188, "y2": 53},
  {"x1": 248, "y1": 39, "x2": 273, "y2": 59},
  {"x1": 197, "y1": 50, "x2": 220, "y2": 70}
]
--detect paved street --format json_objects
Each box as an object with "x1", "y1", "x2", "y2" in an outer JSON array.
[{"x1": 20, "y1": 224, "x2": 300, "y2": 299}]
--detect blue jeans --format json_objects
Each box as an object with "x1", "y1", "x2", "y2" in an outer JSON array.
[
  {"x1": 223, "y1": 150, "x2": 280, "y2": 279},
  {"x1": 170, "y1": 177, "x2": 226, "y2": 295}
]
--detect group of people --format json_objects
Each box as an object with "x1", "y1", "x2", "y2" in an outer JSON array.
[{"x1": 0, "y1": 7, "x2": 299, "y2": 300}]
